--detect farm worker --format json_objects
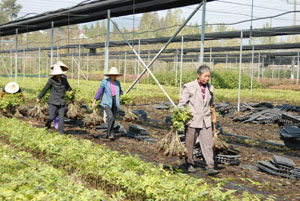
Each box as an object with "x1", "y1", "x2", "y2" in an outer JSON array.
[
  {"x1": 36, "y1": 64, "x2": 72, "y2": 134},
  {"x1": 1, "y1": 82, "x2": 25, "y2": 101},
  {"x1": 179, "y1": 65, "x2": 219, "y2": 175},
  {"x1": 92, "y1": 67, "x2": 123, "y2": 140}
]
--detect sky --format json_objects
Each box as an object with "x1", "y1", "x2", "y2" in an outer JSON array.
[{"x1": 15, "y1": 0, "x2": 300, "y2": 31}]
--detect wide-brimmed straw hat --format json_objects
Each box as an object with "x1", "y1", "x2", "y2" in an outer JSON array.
[
  {"x1": 50, "y1": 64, "x2": 65, "y2": 76},
  {"x1": 51, "y1": 61, "x2": 69, "y2": 71},
  {"x1": 104, "y1": 67, "x2": 122, "y2": 76},
  {"x1": 4, "y1": 82, "x2": 19, "y2": 94}
]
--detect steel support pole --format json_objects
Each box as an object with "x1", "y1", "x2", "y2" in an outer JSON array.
[
  {"x1": 38, "y1": 47, "x2": 41, "y2": 82},
  {"x1": 57, "y1": 46, "x2": 59, "y2": 62},
  {"x1": 209, "y1": 48, "x2": 212, "y2": 68},
  {"x1": 175, "y1": 50, "x2": 178, "y2": 87},
  {"x1": 15, "y1": 29, "x2": 18, "y2": 82},
  {"x1": 87, "y1": 53, "x2": 89, "y2": 80},
  {"x1": 9, "y1": 49, "x2": 12, "y2": 77},
  {"x1": 51, "y1": 21, "x2": 54, "y2": 66},
  {"x1": 46, "y1": 54, "x2": 48, "y2": 77},
  {"x1": 71, "y1": 54, "x2": 74, "y2": 79},
  {"x1": 137, "y1": 39, "x2": 140, "y2": 90},
  {"x1": 173, "y1": 54, "x2": 176, "y2": 71},
  {"x1": 78, "y1": 44, "x2": 80, "y2": 88},
  {"x1": 258, "y1": 52, "x2": 261, "y2": 81},
  {"x1": 199, "y1": 0, "x2": 207, "y2": 65},
  {"x1": 297, "y1": 52, "x2": 300, "y2": 84},
  {"x1": 104, "y1": 10, "x2": 110, "y2": 74},
  {"x1": 23, "y1": 48, "x2": 25, "y2": 81},
  {"x1": 118, "y1": 57, "x2": 121, "y2": 73},
  {"x1": 262, "y1": 58, "x2": 264, "y2": 78},
  {"x1": 114, "y1": 2, "x2": 203, "y2": 95},
  {"x1": 250, "y1": 46, "x2": 254, "y2": 91},
  {"x1": 238, "y1": 31, "x2": 243, "y2": 112},
  {"x1": 180, "y1": 36, "x2": 184, "y2": 98},
  {"x1": 124, "y1": 52, "x2": 127, "y2": 83},
  {"x1": 147, "y1": 50, "x2": 150, "y2": 84}
]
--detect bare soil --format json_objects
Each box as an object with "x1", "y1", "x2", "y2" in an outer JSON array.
[{"x1": 19, "y1": 103, "x2": 300, "y2": 200}]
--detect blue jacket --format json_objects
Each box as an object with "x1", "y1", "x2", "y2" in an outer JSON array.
[{"x1": 99, "y1": 78, "x2": 122, "y2": 111}]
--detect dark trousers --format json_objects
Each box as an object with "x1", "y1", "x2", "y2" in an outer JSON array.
[
  {"x1": 104, "y1": 96, "x2": 117, "y2": 136},
  {"x1": 45, "y1": 103, "x2": 65, "y2": 134}
]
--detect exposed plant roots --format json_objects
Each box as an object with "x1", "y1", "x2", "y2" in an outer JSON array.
[{"x1": 83, "y1": 109, "x2": 104, "y2": 127}]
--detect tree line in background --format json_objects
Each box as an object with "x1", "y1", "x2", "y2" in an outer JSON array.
[{"x1": 0, "y1": 0, "x2": 21, "y2": 24}]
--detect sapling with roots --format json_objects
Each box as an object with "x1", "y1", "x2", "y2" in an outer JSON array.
[
  {"x1": 83, "y1": 108, "x2": 104, "y2": 127},
  {"x1": 212, "y1": 123, "x2": 229, "y2": 152},
  {"x1": 157, "y1": 107, "x2": 192, "y2": 157},
  {"x1": 120, "y1": 94, "x2": 138, "y2": 122},
  {"x1": 66, "y1": 89, "x2": 83, "y2": 119},
  {"x1": 29, "y1": 86, "x2": 49, "y2": 120}
]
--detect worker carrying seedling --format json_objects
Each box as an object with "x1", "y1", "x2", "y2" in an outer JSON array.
[
  {"x1": 92, "y1": 67, "x2": 123, "y2": 140},
  {"x1": 36, "y1": 63, "x2": 72, "y2": 134},
  {"x1": 1, "y1": 82, "x2": 24, "y2": 101},
  {"x1": 179, "y1": 65, "x2": 219, "y2": 175}
]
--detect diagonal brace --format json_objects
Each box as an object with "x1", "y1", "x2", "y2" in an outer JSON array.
[
  {"x1": 111, "y1": 19, "x2": 176, "y2": 107},
  {"x1": 110, "y1": 2, "x2": 203, "y2": 107}
]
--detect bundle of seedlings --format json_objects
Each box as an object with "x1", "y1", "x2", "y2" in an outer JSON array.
[
  {"x1": 83, "y1": 108, "x2": 104, "y2": 128},
  {"x1": 29, "y1": 87, "x2": 50, "y2": 120},
  {"x1": 66, "y1": 89, "x2": 82, "y2": 119},
  {"x1": 212, "y1": 123, "x2": 229, "y2": 152},
  {"x1": 0, "y1": 93, "x2": 23, "y2": 117},
  {"x1": 157, "y1": 107, "x2": 192, "y2": 157},
  {"x1": 28, "y1": 103, "x2": 46, "y2": 120},
  {"x1": 120, "y1": 94, "x2": 138, "y2": 122},
  {"x1": 13, "y1": 108, "x2": 23, "y2": 118}
]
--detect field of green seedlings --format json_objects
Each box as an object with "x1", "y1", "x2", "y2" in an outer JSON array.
[
  {"x1": 1, "y1": 75, "x2": 299, "y2": 200},
  {"x1": 0, "y1": 116, "x2": 262, "y2": 200},
  {"x1": 1, "y1": 77, "x2": 300, "y2": 105}
]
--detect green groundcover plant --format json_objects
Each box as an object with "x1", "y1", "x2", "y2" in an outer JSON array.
[{"x1": 0, "y1": 116, "x2": 265, "y2": 201}]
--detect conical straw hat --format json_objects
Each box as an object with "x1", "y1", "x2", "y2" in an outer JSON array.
[
  {"x1": 4, "y1": 82, "x2": 19, "y2": 94},
  {"x1": 50, "y1": 64, "x2": 66, "y2": 76},
  {"x1": 104, "y1": 67, "x2": 122, "y2": 76},
  {"x1": 56, "y1": 61, "x2": 69, "y2": 71}
]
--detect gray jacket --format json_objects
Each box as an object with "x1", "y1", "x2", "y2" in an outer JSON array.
[
  {"x1": 38, "y1": 76, "x2": 72, "y2": 105},
  {"x1": 179, "y1": 80, "x2": 214, "y2": 128}
]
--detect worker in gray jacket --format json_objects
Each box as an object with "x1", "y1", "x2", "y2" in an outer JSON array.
[
  {"x1": 179, "y1": 65, "x2": 219, "y2": 175},
  {"x1": 37, "y1": 64, "x2": 72, "y2": 134}
]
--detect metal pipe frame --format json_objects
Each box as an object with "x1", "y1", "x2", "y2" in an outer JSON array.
[
  {"x1": 38, "y1": 47, "x2": 41, "y2": 82},
  {"x1": 199, "y1": 0, "x2": 207, "y2": 65},
  {"x1": 110, "y1": 5, "x2": 204, "y2": 107},
  {"x1": 180, "y1": 36, "x2": 184, "y2": 98},
  {"x1": 297, "y1": 51, "x2": 299, "y2": 84},
  {"x1": 23, "y1": 48, "x2": 25, "y2": 81},
  {"x1": 238, "y1": 30, "x2": 243, "y2": 112},
  {"x1": 250, "y1": 46, "x2": 254, "y2": 91},
  {"x1": 51, "y1": 21, "x2": 54, "y2": 66},
  {"x1": 78, "y1": 44, "x2": 80, "y2": 88},
  {"x1": 112, "y1": 2, "x2": 203, "y2": 106},
  {"x1": 15, "y1": 29, "x2": 18, "y2": 82},
  {"x1": 104, "y1": 10, "x2": 110, "y2": 74},
  {"x1": 124, "y1": 52, "x2": 127, "y2": 83}
]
